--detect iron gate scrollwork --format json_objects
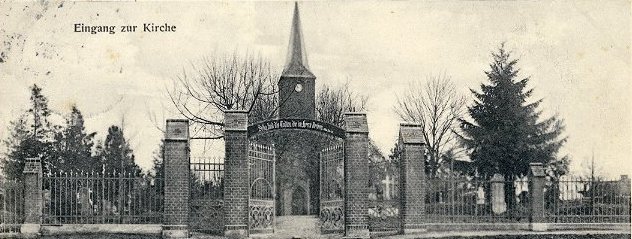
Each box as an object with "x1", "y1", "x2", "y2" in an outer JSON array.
[
  {"x1": 248, "y1": 143, "x2": 275, "y2": 234},
  {"x1": 320, "y1": 143, "x2": 344, "y2": 234}
]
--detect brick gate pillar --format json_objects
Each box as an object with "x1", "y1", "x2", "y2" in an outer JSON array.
[
  {"x1": 529, "y1": 162, "x2": 547, "y2": 231},
  {"x1": 22, "y1": 157, "x2": 42, "y2": 237},
  {"x1": 398, "y1": 123, "x2": 426, "y2": 234},
  {"x1": 163, "y1": 119, "x2": 190, "y2": 238},
  {"x1": 343, "y1": 112, "x2": 370, "y2": 238},
  {"x1": 223, "y1": 110, "x2": 250, "y2": 238}
]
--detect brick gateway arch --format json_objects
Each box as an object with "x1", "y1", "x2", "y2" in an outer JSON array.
[
  {"x1": 223, "y1": 111, "x2": 371, "y2": 238},
  {"x1": 160, "y1": 3, "x2": 425, "y2": 238},
  {"x1": 162, "y1": 117, "x2": 427, "y2": 238}
]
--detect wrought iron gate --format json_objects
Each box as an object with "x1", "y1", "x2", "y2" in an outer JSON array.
[
  {"x1": 248, "y1": 143, "x2": 275, "y2": 234},
  {"x1": 320, "y1": 143, "x2": 345, "y2": 234},
  {"x1": 189, "y1": 156, "x2": 224, "y2": 234}
]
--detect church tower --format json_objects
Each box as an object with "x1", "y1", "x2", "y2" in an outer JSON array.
[{"x1": 278, "y1": 3, "x2": 316, "y2": 119}]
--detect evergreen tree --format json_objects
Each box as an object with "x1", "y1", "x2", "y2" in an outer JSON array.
[
  {"x1": 51, "y1": 105, "x2": 98, "y2": 173},
  {"x1": 97, "y1": 125, "x2": 140, "y2": 175},
  {"x1": 2, "y1": 84, "x2": 56, "y2": 179},
  {"x1": 28, "y1": 85, "x2": 53, "y2": 142},
  {"x1": 3, "y1": 115, "x2": 31, "y2": 179},
  {"x1": 459, "y1": 45, "x2": 568, "y2": 209},
  {"x1": 149, "y1": 139, "x2": 164, "y2": 180}
]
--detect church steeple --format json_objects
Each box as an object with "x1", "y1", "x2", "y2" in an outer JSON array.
[
  {"x1": 282, "y1": 2, "x2": 315, "y2": 78},
  {"x1": 278, "y1": 2, "x2": 316, "y2": 119}
]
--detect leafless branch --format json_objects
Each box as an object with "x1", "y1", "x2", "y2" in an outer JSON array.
[
  {"x1": 167, "y1": 51, "x2": 279, "y2": 138},
  {"x1": 316, "y1": 81, "x2": 368, "y2": 127},
  {"x1": 394, "y1": 74, "x2": 465, "y2": 177}
]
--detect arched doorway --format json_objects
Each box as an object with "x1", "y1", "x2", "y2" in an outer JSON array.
[
  {"x1": 281, "y1": 181, "x2": 311, "y2": 216},
  {"x1": 291, "y1": 186, "x2": 308, "y2": 215}
]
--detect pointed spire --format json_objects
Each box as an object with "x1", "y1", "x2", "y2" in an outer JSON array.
[{"x1": 282, "y1": 2, "x2": 315, "y2": 78}]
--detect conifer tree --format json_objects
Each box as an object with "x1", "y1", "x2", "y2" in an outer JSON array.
[
  {"x1": 2, "y1": 115, "x2": 31, "y2": 179},
  {"x1": 51, "y1": 105, "x2": 98, "y2": 173},
  {"x1": 97, "y1": 125, "x2": 140, "y2": 175},
  {"x1": 149, "y1": 139, "x2": 164, "y2": 180},
  {"x1": 459, "y1": 45, "x2": 568, "y2": 209},
  {"x1": 2, "y1": 84, "x2": 56, "y2": 179}
]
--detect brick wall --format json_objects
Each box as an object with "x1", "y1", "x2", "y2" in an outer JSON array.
[
  {"x1": 529, "y1": 163, "x2": 546, "y2": 231},
  {"x1": 23, "y1": 158, "x2": 42, "y2": 225},
  {"x1": 164, "y1": 140, "x2": 190, "y2": 225},
  {"x1": 163, "y1": 119, "x2": 190, "y2": 237},
  {"x1": 224, "y1": 111, "x2": 249, "y2": 238},
  {"x1": 162, "y1": 120, "x2": 190, "y2": 238},
  {"x1": 343, "y1": 112, "x2": 370, "y2": 238},
  {"x1": 398, "y1": 123, "x2": 425, "y2": 233}
]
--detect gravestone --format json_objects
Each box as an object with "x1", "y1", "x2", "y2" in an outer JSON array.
[{"x1": 491, "y1": 173, "x2": 506, "y2": 214}]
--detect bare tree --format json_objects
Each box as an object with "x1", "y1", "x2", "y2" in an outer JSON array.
[
  {"x1": 167, "y1": 52, "x2": 278, "y2": 139},
  {"x1": 394, "y1": 75, "x2": 465, "y2": 178},
  {"x1": 316, "y1": 82, "x2": 368, "y2": 127}
]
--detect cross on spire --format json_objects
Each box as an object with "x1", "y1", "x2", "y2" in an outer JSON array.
[{"x1": 282, "y1": 2, "x2": 315, "y2": 78}]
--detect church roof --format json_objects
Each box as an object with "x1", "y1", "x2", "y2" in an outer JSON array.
[{"x1": 282, "y1": 2, "x2": 315, "y2": 78}]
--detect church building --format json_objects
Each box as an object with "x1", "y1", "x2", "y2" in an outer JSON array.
[
  {"x1": 278, "y1": 2, "x2": 316, "y2": 120},
  {"x1": 272, "y1": 3, "x2": 332, "y2": 216}
]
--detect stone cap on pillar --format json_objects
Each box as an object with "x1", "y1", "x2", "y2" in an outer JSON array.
[
  {"x1": 23, "y1": 157, "x2": 42, "y2": 174},
  {"x1": 529, "y1": 162, "x2": 546, "y2": 177},
  {"x1": 343, "y1": 112, "x2": 368, "y2": 134},
  {"x1": 166, "y1": 119, "x2": 189, "y2": 141},
  {"x1": 224, "y1": 110, "x2": 248, "y2": 132},
  {"x1": 398, "y1": 122, "x2": 424, "y2": 145}
]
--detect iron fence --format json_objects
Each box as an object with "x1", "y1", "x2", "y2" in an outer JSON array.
[
  {"x1": 248, "y1": 144, "x2": 274, "y2": 200},
  {"x1": 367, "y1": 158, "x2": 399, "y2": 235},
  {"x1": 248, "y1": 143, "x2": 275, "y2": 234},
  {"x1": 0, "y1": 180, "x2": 24, "y2": 234},
  {"x1": 368, "y1": 199, "x2": 399, "y2": 235},
  {"x1": 189, "y1": 156, "x2": 224, "y2": 234},
  {"x1": 320, "y1": 143, "x2": 344, "y2": 234},
  {"x1": 42, "y1": 172, "x2": 163, "y2": 224},
  {"x1": 545, "y1": 176, "x2": 631, "y2": 223},
  {"x1": 425, "y1": 177, "x2": 531, "y2": 223}
]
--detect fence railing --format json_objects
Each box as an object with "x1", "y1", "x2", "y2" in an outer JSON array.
[
  {"x1": 0, "y1": 180, "x2": 24, "y2": 234},
  {"x1": 190, "y1": 156, "x2": 224, "y2": 200},
  {"x1": 42, "y1": 172, "x2": 163, "y2": 224},
  {"x1": 189, "y1": 156, "x2": 224, "y2": 234},
  {"x1": 368, "y1": 199, "x2": 399, "y2": 235},
  {"x1": 545, "y1": 176, "x2": 631, "y2": 223},
  {"x1": 2, "y1": 157, "x2": 629, "y2": 236},
  {"x1": 425, "y1": 177, "x2": 531, "y2": 223}
]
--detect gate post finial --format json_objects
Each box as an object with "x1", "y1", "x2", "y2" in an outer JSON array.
[
  {"x1": 343, "y1": 112, "x2": 368, "y2": 134},
  {"x1": 225, "y1": 110, "x2": 248, "y2": 131}
]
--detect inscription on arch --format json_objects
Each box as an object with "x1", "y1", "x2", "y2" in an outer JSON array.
[{"x1": 248, "y1": 119, "x2": 345, "y2": 139}]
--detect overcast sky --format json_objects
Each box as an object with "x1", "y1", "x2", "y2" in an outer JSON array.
[{"x1": 1, "y1": 1, "x2": 630, "y2": 177}]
